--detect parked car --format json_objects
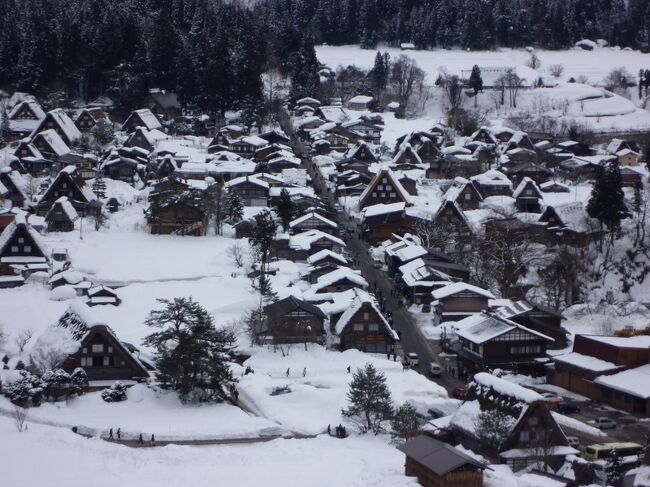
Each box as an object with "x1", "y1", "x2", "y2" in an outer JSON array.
[
  {"x1": 452, "y1": 387, "x2": 468, "y2": 400},
  {"x1": 594, "y1": 417, "x2": 617, "y2": 429},
  {"x1": 428, "y1": 362, "x2": 442, "y2": 377},
  {"x1": 567, "y1": 436, "x2": 580, "y2": 448},
  {"x1": 556, "y1": 403, "x2": 581, "y2": 415},
  {"x1": 421, "y1": 303, "x2": 431, "y2": 313},
  {"x1": 407, "y1": 352, "x2": 419, "y2": 366}
]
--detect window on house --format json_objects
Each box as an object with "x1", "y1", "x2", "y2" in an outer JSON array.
[
  {"x1": 18, "y1": 237, "x2": 24, "y2": 244},
  {"x1": 464, "y1": 193, "x2": 471, "y2": 200},
  {"x1": 519, "y1": 430, "x2": 530, "y2": 442},
  {"x1": 10, "y1": 246, "x2": 18, "y2": 253},
  {"x1": 108, "y1": 346, "x2": 113, "y2": 353},
  {"x1": 363, "y1": 312, "x2": 369, "y2": 320},
  {"x1": 91, "y1": 344, "x2": 104, "y2": 353},
  {"x1": 528, "y1": 416, "x2": 538, "y2": 426},
  {"x1": 103, "y1": 356, "x2": 113, "y2": 367},
  {"x1": 368, "y1": 324, "x2": 379, "y2": 331},
  {"x1": 24, "y1": 246, "x2": 31, "y2": 253},
  {"x1": 353, "y1": 324, "x2": 364, "y2": 331},
  {"x1": 82, "y1": 347, "x2": 87, "y2": 354}
]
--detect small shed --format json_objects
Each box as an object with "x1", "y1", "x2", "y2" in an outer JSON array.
[{"x1": 398, "y1": 435, "x2": 486, "y2": 487}]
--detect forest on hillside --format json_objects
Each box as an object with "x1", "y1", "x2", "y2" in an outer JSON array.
[{"x1": 1, "y1": 0, "x2": 649, "y2": 112}]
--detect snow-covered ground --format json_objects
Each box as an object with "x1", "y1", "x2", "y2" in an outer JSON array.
[
  {"x1": 316, "y1": 45, "x2": 650, "y2": 136},
  {"x1": 239, "y1": 346, "x2": 449, "y2": 435},
  {"x1": 0, "y1": 416, "x2": 420, "y2": 487}
]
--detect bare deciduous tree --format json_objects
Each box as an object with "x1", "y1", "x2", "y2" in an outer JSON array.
[
  {"x1": 227, "y1": 241, "x2": 247, "y2": 268},
  {"x1": 13, "y1": 405, "x2": 28, "y2": 432},
  {"x1": 15, "y1": 329, "x2": 34, "y2": 353},
  {"x1": 390, "y1": 55, "x2": 425, "y2": 108},
  {"x1": 498, "y1": 69, "x2": 524, "y2": 108},
  {"x1": 549, "y1": 64, "x2": 565, "y2": 78},
  {"x1": 526, "y1": 52, "x2": 542, "y2": 70}
]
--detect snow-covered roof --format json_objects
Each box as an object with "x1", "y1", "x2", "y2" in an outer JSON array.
[
  {"x1": 473, "y1": 372, "x2": 544, "y2": 403},
  {"x1": 512, "y1": 177, "x2": 543, "y2": 199},
  {"x1": 580, "y1": 335, "x2": 650, "y2": 348},
  {"x1": 399, "y1": 258, "x2": 453, "y2": 288},
  {"x1": 33, "y1": 129, "x2": 70, "y2": 156},
  {"x1": 431, "y1": 282, "x2": 494, "y2": 301},
  {"x1": 359, "y1": 169, "x2": 412, "y2": 207},
  {"x1": 296, "y1": 97, "x2": 321, "y2": 106},
  {"x1": 348, "y1": 95, "x2": 373, "y2": 105},
  {"x1": 225, "y1": 175, "x2": 270, "y2": 190},
  {"x1": 289, "y1": 229, "x2": 345, "y2": 250},
  {"x1": 44, "y1": 108, "x2": 81, "y2": 142},
  {"x1": 289, "y1": 212, "x2": 337, "y2": 229},
  {"x1": 309, "y1": 267, "x2": 368, "y2": 294},
  {"x1": 131, "y1": 108, "x2": 162, "y2": 130},
  {"x1": 540, "y1": 202, "x2": 594, "y2": 232},
  {"x1": 8, "y1": 99, "x2": 46, "y2": 120},
  {"x1": 306, "y1": 249, "x2": 348, "y2": 267},
  {"x1": 594, "y1": 364, "x2": 650, "y2": 399},
  {"x1": 0, "y1": 213, "x2": 49, "y2": 260},
  {"x1": 47, "y1": 196, "x2": 79, "y2": 222},
  {"x1": 239, "y1": 135, "x2": 268, "y2": 147},
  {"x1": 362, "y1": 201, "x2": 406, "y2": 218},
  {"x1": 470, "y1": 169, "x2": 512, "y2": 187},
  {"x1": 333, "y1": 289, "x2": 398, "y2": 339},
  {"x1": 554, "y1": 352, "x2": 620, "y2": 372},
  {"x1": 294, "y1": 116, "x2": 324, "y2": 129},
  {"x1": 392, "y1": 143, "x2": 423, "y2": 165}
]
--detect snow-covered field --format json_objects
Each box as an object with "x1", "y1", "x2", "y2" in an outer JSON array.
[
  {"x1": 316, "y1": 45, "x2": 650, "y2": 135},
  {"x1": 317, "y1": 45, "x2": 650, "y2": 86},
  {"x1": 0, "y1": 416, "x2": 420, "y2": 487}
]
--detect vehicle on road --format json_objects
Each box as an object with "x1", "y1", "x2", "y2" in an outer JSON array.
[
  {"x1": 372, "y1": 261, "x2": 382, "y2": 269},
  {"x1": 406, "y1": 353, "x2": 419, "y2": 366},
  {"x1": 346, "y1": 224, "x2": 354, "y2": 234},
  {"x1": 556, "y1": 403, "x2": 581, "y2": 415},
  {"x1": 428, "y1": 362, "x2": 441, "y2": 377},
  {"x1": 452, "y1": 387, "x2": 468, "y2": 400},
  {"x1": 421, "y1": 303, "x2": 431, "y2": 313},
  {"x1": 566, "y1": 436, "x2": 580, "y2": 448},
  {"x1": 584, "y1": 442, "x2": 643, "y2": 461},
  {"x1": 593, "y1": 417, "x2": 617, "y2": 429}
]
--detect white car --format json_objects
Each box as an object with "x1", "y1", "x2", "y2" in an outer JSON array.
[
  {"x1": 428, "y1": 362, "x2": 441, "y2": 377},
  {"x1": 407, "y1": 353, "x2": 419, "y2": 366}
]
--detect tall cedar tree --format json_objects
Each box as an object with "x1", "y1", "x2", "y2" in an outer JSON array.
[
  {"x1": 276, "y1": 189, "x2": 295, "y2": 230},
  {"x1": 226, "y1": 190, "x2": 244, "y2": 223},
  {"x1": 469, "y1": 65, "x2": 483, "y2": 107},
  {"x1": 290, "y1": 39, "x2": 321, "y2": 98},
  {"x1": 342, "y1": 362, "x2": 394, "y2": 434},
  {"x1": 587, "y1": 160, "x2": 628, "y2": 236},
  {"x1": 391, "y1": 402, "x2": 421, "y2": 439},
  {"x1": 250, "y1": 210, "x2": 278, "y2": 305},
  {"x1": 143, "y1": 297, "x2": 236, "y2": 403}
]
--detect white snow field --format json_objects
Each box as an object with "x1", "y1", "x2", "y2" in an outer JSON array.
[
  {"x1": 0, "y1": 416, "x2": 421, "y2": 487},
  {"x1": 316, "y1": 45, "x2": 650, "y2": 137}
]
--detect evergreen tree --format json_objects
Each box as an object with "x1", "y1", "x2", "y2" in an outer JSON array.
[
  {"x1": 391, "y1": 402, "x2": 421, "y2": 439},
  {"x1": 41, "y1": 369, "x2": 71, "y2": 401},
  {"x1": 342, "y1": 362, "x2": 394, "y2": 434},
  {"x1": 370, "y1": 51, "x2": 390, "y2": 100},
  {"x1": 469, "y1": 65, "x2": 483, "y2": 107},
  {"x1": 290, "y1": 39, "x2": 321, "y2": 97},
  {"x1": 226, "y1": 190, "x2": 244, "y2": 224},
  {"x1": 474, "y1": 406, "x2": 514, "y2": 452},
  {"x1": 607, "y1": 452, "x2": 625, "y2": 485},
  {"x1": 92, "y1": 176, "x2": 107, "y2": 199},
  {"x1": 90, "y1": 119, "x2": 115, "y2": 147},
  {"x1": 276, "y1": 189, "x2": 295, "y2": 230},
  {"x1": 143, "y1": 297, "x2": 236, "y2": 403},
  {"x1": 250, "y1": 210, "x2": 277, "y2": 267},
  {"x1": 587, "y1": 160, "x2": 628, "y2": 238}
]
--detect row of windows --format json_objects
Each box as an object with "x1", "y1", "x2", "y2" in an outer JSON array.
[
  {"x1": 352, "y1": 323, "x2": 380, "y2": 332},
  {"x1": 510, "y1": 345, "x2": 542, "y2": 355},
  {"x1": 372, "y1": 192, "x2": 397, "y2": 198},
  {"x1": 82, "y1": 344, "x2": 114, "y2": 354}
]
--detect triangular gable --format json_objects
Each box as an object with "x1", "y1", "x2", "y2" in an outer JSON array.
[
  {"x1": 0, "y1": 217, "x2": 48, "y2": 261},
  {"x1": 392, "y1": 143, "x2": 423, "y2": 166},
  {"x1": 39, "y1": 168, "x2": 96, "y2": 208},
  {"x1": 347, "y1": 142, "x2": 378, "y2": 163},
  {"x1": 433, "y1": 200, "x2": 473, "y2": 234},
  {"x1": 513, "y1": 177, "x2": 544, "y2": 200},
  {"x1": 358, "y1": 169, "x2": 412, "y2": 209},
  {"x1": 31, "y1": 109, "x2": 81, "y2": 145}
]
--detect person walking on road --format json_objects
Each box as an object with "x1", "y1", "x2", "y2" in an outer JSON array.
[
  {"x1": 138, "y1": 434, "x2": 144, "y2": 445},
  {"x1": 286, "y1": 368, "x2": 290, "y2": 377},
  {"x1": 109, "y1": 428, "x2": 113, "y2": 439},
  {"x1": 150, "y1": 434, "x2": 155, "y2": 444},
  {"x1": 302, "y1": 367, "x2": 307, "y2": 377},
  {"x1": 117, "y1": 428, "x2": 121, "y2": 439}
]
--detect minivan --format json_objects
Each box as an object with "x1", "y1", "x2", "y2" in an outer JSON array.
[
  {"x1": 428, "y1": 362, "x2": 442, "y2": 377},
  {"x1": 407, "y1": 353, "x2": 419, "y2": 366}
]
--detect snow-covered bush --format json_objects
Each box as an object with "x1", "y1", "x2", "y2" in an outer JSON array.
[
  {"x1": 70, "y1": 367, "x2": 88, "y2": 394},
  {"x1": 30, "y1": 325, "x2": 79, "y2": 374},
  {"x1": 101, "y1": 382, "x2": 127, "y2": 403},
  {"x1": 3, "y1": 371, "x2": 44, "y2": 407},
  {"x1": 41, "y1": 369, "x2": 71, "y2": 401}
]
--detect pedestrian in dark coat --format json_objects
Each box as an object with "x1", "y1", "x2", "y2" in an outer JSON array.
[
  {"x1": 138, "y1": 434, "x2": 143, "y2": 444},
  {"x1": 117, "y1": 428, "x2": 121, "y2": 439},
  {"x1": 109, "y1": 428, "x2": 113, "y2": 439},
  {"x1": 286, "y1": 367, "x2": 290, "y2": 377},
  {"x1": 346, "y1": 365, "x2": 351, "y2": 373},
  {"x1": 151, "y1": 434, "x2": 155, "y2": 444},
  {"x1": 327, "y1": 424, "x2": 331, "y2": 435}
]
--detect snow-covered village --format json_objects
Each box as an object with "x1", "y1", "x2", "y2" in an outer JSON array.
[{"x1": 2, "y1": 1, "x2": 650, "y2": 486}]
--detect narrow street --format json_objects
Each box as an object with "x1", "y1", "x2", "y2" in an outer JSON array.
[{"x1": 290, "y1": 123, "x2": 465, "y2": 393}]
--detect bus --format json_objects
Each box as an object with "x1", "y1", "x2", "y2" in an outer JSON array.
[{"x1": 584, "y1": 442, "x2": 644, "y2": 461}]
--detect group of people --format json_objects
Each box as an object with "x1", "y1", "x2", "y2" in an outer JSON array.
[
  {"x1": 108, "y1": 428, "x2": 155, "y2": 445},
  {"x1": 284, "y1": 367, "x2": 307, "y2": 377},
  {"x1": 327, "y1": 424, "x2": 347, "y2": 438}
]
